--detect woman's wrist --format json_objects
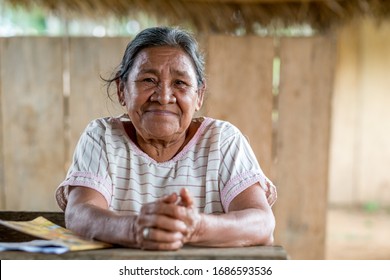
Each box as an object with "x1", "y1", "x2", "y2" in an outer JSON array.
[
  {"x1": 185, "y1": 213, "x2": 205, "y2": 244},
  {"x1": 110, "y1": 214, "x2": 140, "y2": 248},
  {"x1": 129, "y1": 216, "x2": 138, "y2": 247}
]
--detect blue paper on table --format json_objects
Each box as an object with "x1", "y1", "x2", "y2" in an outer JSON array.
[{"x1": 0, "y1": 239, "x2": 69, "y2": 254}]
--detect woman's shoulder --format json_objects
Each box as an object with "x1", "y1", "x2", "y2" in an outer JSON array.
[
  {"x1": 83, "y1": 114, "x2": 126, "y2": 134},
  {"x1": 199, "y1": 117, "x2": 241, "y2": 136},
  {"x1": 85, "y1": 115, "x2": 124, "y2": 132},
  {"x1": 193, "y1": 117, "x2": 244, "y2": 147}
]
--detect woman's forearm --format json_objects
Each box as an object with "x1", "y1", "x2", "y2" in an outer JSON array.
[
  {"x1": 65, "y1": 203, "x2": 137, "y2": 247},
  {"x1": 188, "y1": 208, "x2": 275, "y2": 247}
]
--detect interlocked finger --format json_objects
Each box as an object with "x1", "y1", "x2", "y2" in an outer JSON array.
[{"x1": 142, "y1": 227, "x2": 151, "y2": 240}]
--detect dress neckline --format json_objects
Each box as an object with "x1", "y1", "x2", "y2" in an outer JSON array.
[{"x1": 116, "y1": 114, "x2": 212, "y2": 165}]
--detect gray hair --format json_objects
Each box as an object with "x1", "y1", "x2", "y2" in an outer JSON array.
[{"x1": 106, "y1": 26, "x2": 205, "y2": 90}]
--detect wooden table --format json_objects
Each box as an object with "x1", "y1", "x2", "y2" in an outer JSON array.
[{"x1": 0, "y1": 211, "x2": 288, "y2": 260}]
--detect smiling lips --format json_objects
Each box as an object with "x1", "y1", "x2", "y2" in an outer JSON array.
[{"x1": 145, "y1": 109, "x2": 178, "y2": 116}]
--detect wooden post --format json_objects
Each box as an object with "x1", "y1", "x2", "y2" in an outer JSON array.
[
  {"x1": 0, "y1": 39, "x2": 4, "y2": 209},
  {"x1": 0, "y1": 37, "x2": 65, "y2": 210},
  {"x1": 274, "y1": 35, "x2": 336, "y2": 259},
  {"x1": 206, "y1": 35, "x2": 274, "y2": 175},
  {"x1": 68, "y1": 37, "x2": 129, "y2": 160}
]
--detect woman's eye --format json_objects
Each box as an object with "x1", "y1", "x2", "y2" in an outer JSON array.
[
  {"x1": 174, "y1": 80, "x2": 187, "y2": 88},
  {"x1": 143, "y1": 78, "x2": 156, "y2": 84},
  {"x1": 134, "y1": 77, "x2": 158, "y2": 91}
]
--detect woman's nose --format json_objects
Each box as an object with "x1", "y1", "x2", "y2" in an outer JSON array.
[{"x1": 151, "y1": 83, "x2": 176, "y2": 104}]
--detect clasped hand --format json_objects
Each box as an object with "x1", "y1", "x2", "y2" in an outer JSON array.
[{"x1": 133, "y1": 188, "x2": 201, "y2": 250}]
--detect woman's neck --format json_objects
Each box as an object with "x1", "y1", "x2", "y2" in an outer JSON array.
[
  {"x1": 123, "y1": 120, "x2": 201, "y2": 162},
  {"x1": 136, "y1": 131, "x2": 188, "y2": 162}
]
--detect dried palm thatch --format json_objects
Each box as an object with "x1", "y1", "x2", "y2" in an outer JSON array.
[{"x1": 4, "y1": 0, "x2": 390, "y2": 33}]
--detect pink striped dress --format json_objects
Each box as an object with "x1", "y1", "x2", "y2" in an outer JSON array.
[{"x1": 56, "y1": 115, "x2": 276, "y2": 214}]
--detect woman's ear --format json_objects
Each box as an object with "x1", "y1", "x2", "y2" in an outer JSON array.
[
  {"x1": 116, "y1": 79, "x2": 126, "y2": 106},
  {"x1": 195, "y1": 80, "x2": 206, "y2": 111}
]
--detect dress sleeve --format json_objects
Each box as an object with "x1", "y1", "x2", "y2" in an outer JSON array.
[
  {"x1": 55, "y1": 129, "x2": 113, "y2": 211},
  {"x1": 219, "y1": 129, "x2": 277, "y2": 212}
]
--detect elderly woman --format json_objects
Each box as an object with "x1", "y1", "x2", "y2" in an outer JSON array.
[{"x1": 55, "y1": 26, "x2": 277, "y2": 251}]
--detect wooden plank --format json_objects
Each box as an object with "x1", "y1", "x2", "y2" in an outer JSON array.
[
  {"x1": 358, "y1": 20, "x2": 390, "y2": 205},
  {"x1": 0, "y1": 37, "x2": 65, "y2": 210},
  {"x1": 0, "y1": 245, "x2": 288, "y2": 260},
  {"x1": 188, "y1": 0, "x2": 327, "y2": 3},
  {"x1": 0, "y1": 39, "x2": 5, "y2": 209},
  {"x1": 274, "y1": 35, "x2": 336, "y2": 259},
  {"x1": 330, "y1": 19, "x2": 390, "y2": 206},
  {"x1": 328, "y1": 21, "x2": 360, "y2": 206},
  {"x1": 68, "y1": 37, "x2": 129, "y2": 160},
  {"x1": 206, "y1": 35, "x2": 274, "y2": 175}
]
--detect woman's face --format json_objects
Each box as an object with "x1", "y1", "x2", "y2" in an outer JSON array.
[{"x1": 119, "y1": 46, "x2": 205, "y2": 143}]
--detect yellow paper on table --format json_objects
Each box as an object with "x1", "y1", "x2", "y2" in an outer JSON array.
[{"x1": 0, "y1": 216, "x2": 112, "y2": 252}]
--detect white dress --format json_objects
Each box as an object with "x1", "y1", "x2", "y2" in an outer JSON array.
[{"x1": 56, "y1": 115, "x2": 277, "y2": 214}]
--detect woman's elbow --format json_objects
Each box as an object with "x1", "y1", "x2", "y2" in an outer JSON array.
[
  {"x1": 64, "y1": 205, "x2": 78, "y2": 230},
  {"x1": 262, "y1": 233, "x2": 274, "y2": 246},
  {"x1": 259, "y1": 211, "x2": 276, "y2": 246}
]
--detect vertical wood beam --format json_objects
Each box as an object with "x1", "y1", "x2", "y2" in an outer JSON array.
[
  {"x1": 68, "y1": 37, "x2": 129, "y2": 160},
  {"x1": 0, "y1": 37, "x2": 65, "y2": 210},
  {"x1": 206, "y1": 35, "x2": 274, "y2": 174},
  {"x1": 274, "y1": 35, "x2": 336, "y2": 259}
]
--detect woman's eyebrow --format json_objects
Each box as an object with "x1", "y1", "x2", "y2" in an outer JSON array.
[
  {"x1": 137, "y1": 68, "x2": 192, "y2": 79},
  {"x1": 170, "y1": 69, "x2": 191, "y2": 78},
  {"x1": 138, "y1": 68, "x2": 159, "y2": 75}
]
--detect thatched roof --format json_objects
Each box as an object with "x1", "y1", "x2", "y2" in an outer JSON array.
[{"x1": 4, "y1": 0, "x2": 390, "y2": 33}]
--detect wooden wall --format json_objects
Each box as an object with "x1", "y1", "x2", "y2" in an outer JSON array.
[
  {"x1": 275, "y1": 37, "x2": 335, "y2": 259},
  {"x1": 67, "y1": 37, "x2": 129, "y2": 161},
  {"x1": 329, "y1": 19, "x2": 390, "y2": 207},
  {"x1": 0, "y1": 37, "x2": 127, "y2": 210},
  {"x1": 206, "y1": 35, "x2": 335, "y2": 260},
  {"x1": 0, "y1": 34, "x2": 336, "y2": 259},
  {"x1": 205, "y1": 36, "x2": 274, "y2": 175},
  {"x1": 0, "y1": 38, "x2": 65, "y2": 210}
]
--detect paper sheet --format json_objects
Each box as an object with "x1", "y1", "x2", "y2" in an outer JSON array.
[{"x1": 0, "y1": 216, "x2": 112, "y2": 254}]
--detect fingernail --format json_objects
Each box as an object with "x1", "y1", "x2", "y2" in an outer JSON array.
[{"x1": 180, "y1": 221, "x2": 187, "y2": 231}]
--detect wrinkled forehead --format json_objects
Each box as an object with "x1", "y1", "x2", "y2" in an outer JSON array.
[{"x1": 132, "y1": 46, "x2": 197, "y2": 77}]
